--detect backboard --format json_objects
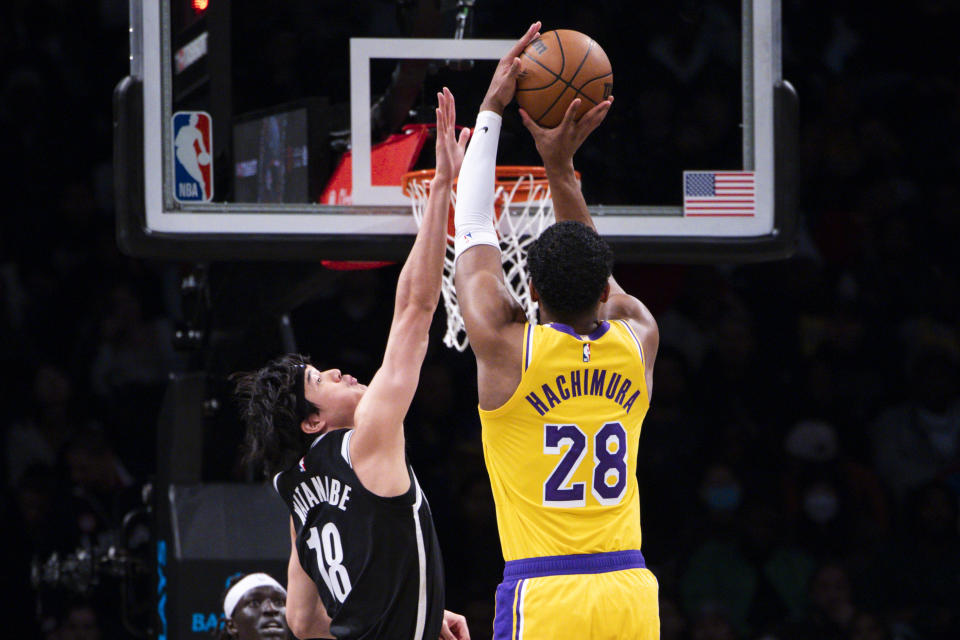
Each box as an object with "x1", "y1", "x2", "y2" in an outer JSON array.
[{"x1": 115, "y1": 0, "x2": 797, "y2": 262}]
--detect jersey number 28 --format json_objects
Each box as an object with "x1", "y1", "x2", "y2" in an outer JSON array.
[
  {"x1": 543, "y1": 422, "x2": 628, "y2": 507},
  {"x1": 306, "y1": 522, "x2": 352, "y2": 602}
]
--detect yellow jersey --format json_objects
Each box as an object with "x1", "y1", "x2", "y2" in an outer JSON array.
[{"x1": 480, "y1": 320, "x2": 650, "y2": 561}]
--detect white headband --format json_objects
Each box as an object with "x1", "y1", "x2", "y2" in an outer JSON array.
[{"x1": 223, "y1": 573, "x2": 286, "y2": 619}]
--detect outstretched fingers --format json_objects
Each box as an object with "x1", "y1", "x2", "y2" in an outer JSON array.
[
  {"x1": 507, "y1": 21, "x2": 542, "y2": 59},
  {"x1": 438, "y1": 90, "x2": 450, "y2": 136},
  {"x1": 480, "y1": 22, "x2": 542, "y2": 115},
  {"x1": 435, "y1": 88, "x2": 469, "y2": 180},
  {"x1": 457, "y1": 125, "x2": 471, "y2": 150},
  {"x1": 518, "y1": 108, "x2": 539, "y2": 134},
  {"x1": 577, "y1": 96, "x2": 614, "y2": 135},
  {"x1": 444, "y1": 86, "x2": 455, "y2": 126},
  {"x1": 560, "y1": 98, "x2": 583, "y2": 128}
]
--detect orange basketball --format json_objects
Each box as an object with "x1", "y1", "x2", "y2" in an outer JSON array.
[{"x1": 516, "y1": 29, "x2": 613, "y2": 128}]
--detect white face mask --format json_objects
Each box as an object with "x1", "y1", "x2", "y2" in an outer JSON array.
[
  {"x1": 916, "y1": 408, "x2": 960, "y2": 457},
  {"x1": 804, "y1": 489, "x2": 839, "y2": 524}
]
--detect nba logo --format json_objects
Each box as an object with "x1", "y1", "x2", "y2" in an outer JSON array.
[
  {"x1": 582, "y1": 343, "x2": 591, "y2": 362},
  {"x1": 172, "y1": 111, "x2": 213, "y2": 202}
]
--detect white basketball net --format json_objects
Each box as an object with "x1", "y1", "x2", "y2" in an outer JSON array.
[{"x1": 407, "y1": 170, "x2": 556, "y2": 351}]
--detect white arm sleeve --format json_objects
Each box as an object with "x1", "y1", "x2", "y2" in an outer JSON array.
[{"x1": 453, "y1": 110, "x2": 502, "y2": 262}]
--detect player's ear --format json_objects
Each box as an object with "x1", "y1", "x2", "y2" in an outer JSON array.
[
  {"x1": 529, "y1": 279, "x2": 539, "y2": 303},
  {"x1": 599, "y1": 282, "x2": 611, "y2": 303},
  {"x1": 301, "y1": 413, "x2": 325, "y2": 435},
  {"x1": 225, "y1": 618, "x2": 237, "y2": 636}
]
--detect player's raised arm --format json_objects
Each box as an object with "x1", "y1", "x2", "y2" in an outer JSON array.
[
  {"x1": 349, "y1": 89, "x2": 470, "y2": 489},
  {"x1": 518, "y1": 96, "x2": 612, "y2": 230},
  {"x1": 521, "y1": 97, "x2": 659, "y2": 398},
  {"x1": 453, "y1": 22, "x2": 540, "y2": 367}
]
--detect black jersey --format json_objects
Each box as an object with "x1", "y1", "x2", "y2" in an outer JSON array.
[{"x1": 274, "y1": 428, "x2": 445, "y2": 640}]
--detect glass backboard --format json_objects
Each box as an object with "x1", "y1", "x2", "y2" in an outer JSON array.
[{"x1": 115, "y1": 0, "x2": 796, "y2": 262}]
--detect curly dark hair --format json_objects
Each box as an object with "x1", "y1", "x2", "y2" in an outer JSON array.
[
  {"x1": 526, "y1": 221, "x2": 613, "y2": 319},
  {"x1": 231, "y1": 353, "x2": 317, "y2": 477}
]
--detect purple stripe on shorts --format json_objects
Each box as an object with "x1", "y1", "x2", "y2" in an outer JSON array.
[
  {"x1": 503, "y1": 550, "x2": 645, "y2": 581},
  {"x1": 493, "y1": 579, "x2": 519, "y2": 640}
]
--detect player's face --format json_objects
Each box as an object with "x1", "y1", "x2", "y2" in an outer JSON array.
[
  {"x1": 227, "y1": 585, "x2": 287, "y2": 640},
  {"x1": 303, "y1": 364, "x2": 367, "y2": 429}
]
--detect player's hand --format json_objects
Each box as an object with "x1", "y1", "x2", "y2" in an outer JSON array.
[
  {"x1": 439, "y1": 610, "x2": 470, "y2": 640},
  {"x1": 479, "y1": 21, "x2": 542, "y2": 115},
  {"x1": 434, "y1": 87, "x2": 470, "y2": 184},
  {"x1": 519, "y1": 96, "x2": 613, "y2": 170}
]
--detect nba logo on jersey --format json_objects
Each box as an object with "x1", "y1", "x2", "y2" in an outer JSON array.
[
  {"x1": 172, "y1": 111, "x2": 213, "y2": 203},
  {"x1": 583, "y1": 343, "x2": 591, "y2": 362},
  {"x1": 298, "y1": 457, "x2": 306, "y2": 472}
]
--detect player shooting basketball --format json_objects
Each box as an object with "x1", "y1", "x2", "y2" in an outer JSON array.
[
  {"x1": 453, "y1": 22, "x2": 662, "y2": 638},
  {"x1": 232, "y1": 90, "x2": 470, "y2": 640}
]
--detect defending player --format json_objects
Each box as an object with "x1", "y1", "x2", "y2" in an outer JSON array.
[
  {"x1": 232, "y1": 90, "x2": 470, "y2": 640},
  {"x1": 453, "y1": 23, "x2": 661, "y2": 639}
]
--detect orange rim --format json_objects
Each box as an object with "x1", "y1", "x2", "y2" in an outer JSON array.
[
  {"x1": 402, "y1": 166, "x2": 580, "y2": 236},
  {"x1": 400, "y1": 166, "x2": 556, "y2": 196}
]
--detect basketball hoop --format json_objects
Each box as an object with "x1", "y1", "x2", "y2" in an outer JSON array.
[{"x1": 402, "y1": 166, "x2": 575, "y2": 352}]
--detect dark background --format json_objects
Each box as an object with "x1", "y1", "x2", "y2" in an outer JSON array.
[{"x1": 1, "y1": 1, "x2": 959, "y2": 639}]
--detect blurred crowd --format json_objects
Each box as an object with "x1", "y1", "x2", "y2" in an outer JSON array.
[{"x1": 1, "y1": 1, "x2": 958, "y2": 639}]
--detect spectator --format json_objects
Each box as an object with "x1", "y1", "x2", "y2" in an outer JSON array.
[
  {"x1": 57, "y1": 602, "x2": 102, "y2": 640},
  {"x1": 847, "y1": 611, "x2": 889, "y2": 640},
  {"x1": 4, "y1": 364, "x2": 89, "y2": 488},
  {"x1": 680, "y1": 462, "x2": 755, "y2": 634},
  {"x1": 864, "y1": 480, "x2": 960, "y2": 639},
  {"x1": 59, "y1": 427, "x2": 136, "y2": 550},
  {"x1": 870, "y1": 321, "x2": 960, "y2": 503},
  {"x1": 781, "y1": 420, "x2": 890, "y2": 561},
  {"x1": 660, "y1": 596, "x2": 690, "y2": 640},
  {"x1": 789, "y1": 560, "x2": 858, "y2": 640},
  {"x1": 89, "y1": 281, "x2": 177, "y2": 398},
  {"x1": 688, "y1": 604, "x2": 737, "y2": 640}
]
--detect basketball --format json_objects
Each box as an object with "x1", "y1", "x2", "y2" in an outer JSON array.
[{"x1": 516, "y1": 29, "x2": 613, "y2": 128}]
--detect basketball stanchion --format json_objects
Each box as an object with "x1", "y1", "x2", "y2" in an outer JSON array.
[{"x1": 402, "y1": 166, "x2": 578, "y2": 351}]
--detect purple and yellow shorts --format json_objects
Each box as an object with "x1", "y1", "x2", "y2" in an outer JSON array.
[{"x1": 493, "y1": 550, "x2": 659, "y2": 640}]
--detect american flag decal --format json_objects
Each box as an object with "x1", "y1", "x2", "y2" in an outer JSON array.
[{"x1": 683, "y1": 171, "x2": 755, "y2": 217}]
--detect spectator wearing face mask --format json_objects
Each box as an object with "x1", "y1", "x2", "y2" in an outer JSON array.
[
  {"x1": 781, "y1": 420, "x2": 890, "y2": 562},
  {"x1": 679, "y1": 462, "x2": 755, "y2": 636},
  {"x1": 680, "y1": 461, "x2": 818, "y2": 638},
  {"x1": 679, "y1": 463, "x2": 745, "y2": 619}
]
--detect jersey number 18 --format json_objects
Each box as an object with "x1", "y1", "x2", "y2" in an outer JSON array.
[{"x1": 306, "y1": 522, "x2": 353, "y2": 602}]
